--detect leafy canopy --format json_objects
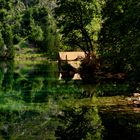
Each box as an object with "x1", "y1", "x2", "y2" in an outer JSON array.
[
  {"x1": 99, "y1": 0, "x2": 140, "y2": 76},
  {"x1": 54, "y1": 0, "x2": 100, "y2": 53}
]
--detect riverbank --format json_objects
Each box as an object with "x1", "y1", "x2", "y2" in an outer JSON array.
[{"x1": 14, "y1": 47, "x2": 47, "y2": 61}]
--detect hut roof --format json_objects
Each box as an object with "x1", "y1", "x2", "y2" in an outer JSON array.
[{"x1": 59, "y1": 51, "x2": 85, "y2": 61}]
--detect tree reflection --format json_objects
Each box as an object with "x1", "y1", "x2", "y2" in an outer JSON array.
[
  {"x1": 55, "y1": 106, "x2": 104, "y2": 140},
  {"x1": 100, "y1": 109, "x2": 140, "y2": 140},
  {"x1": 14, "y1": 61, "x2": 58, "y2": 103},
  {"x1": 0, "y1": 61, "x2": 14, "y2": 92}
]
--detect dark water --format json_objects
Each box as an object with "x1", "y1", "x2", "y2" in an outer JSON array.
[{"x1": 0, "y1": 61, "x2": 140, "y2": 140}]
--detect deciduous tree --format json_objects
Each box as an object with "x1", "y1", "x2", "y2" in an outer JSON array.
[
  {"x1": 0, "y1": 0, "x2": 15, "y2": 59},
  {"x1": 54, "y1": 0, "x2": 101, "y2": 54},
  {"x1": 99, "y1": 0, "x2": 140, "y2": 78}
]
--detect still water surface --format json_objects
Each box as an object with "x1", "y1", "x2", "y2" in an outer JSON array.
[{"x1": 0, "y1": 60, "x2": 140, "y2": 140}]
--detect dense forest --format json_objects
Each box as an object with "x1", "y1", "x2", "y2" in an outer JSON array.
[
  {"x1": 1, "y1": 1, "x2": 140, "y2": 139},
  {"x1": 0, "y1": 0, "x2": 140, "y2": 84}
]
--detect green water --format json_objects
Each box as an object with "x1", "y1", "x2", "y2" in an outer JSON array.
[{"x1": 0, "y1": 60, "x2": 140, "y2": 140}]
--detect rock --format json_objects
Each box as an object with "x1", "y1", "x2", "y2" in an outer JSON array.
[{"x1": 133, "y1": 93, "x2": 140, "y2": 97}]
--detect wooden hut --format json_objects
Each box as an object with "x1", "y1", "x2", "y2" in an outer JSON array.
[
  {"x1": 58, "y1": 52, "x2": 85, "y2": 68},
  {"x1": 58, "y1": 52, "x2": 85, "y2": 80}
]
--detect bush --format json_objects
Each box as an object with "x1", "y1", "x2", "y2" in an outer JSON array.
[{"x1": 79, "y1": 53, "x2": 99, "y2": 83}]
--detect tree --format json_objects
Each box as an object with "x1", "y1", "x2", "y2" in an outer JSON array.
[
  {"x1": 19, "y1": 1, "x2": 59, "y2": 58},
  {"x1": 54, "y1": 0, "x2": 101, "y2": 54},
  {"x1": 20, "y1": 0, "x2": 39, "y2": 8},
  {"x1": 0, "y1": 0, "x2": 16, "y2": 59},
  {"x1": 98, "y1": 0, "x2": 140, "y2": 77}
]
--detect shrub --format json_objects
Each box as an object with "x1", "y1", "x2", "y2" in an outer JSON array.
[{"x1": 79, "y1": 53, "x2": 99, "y2": 83}]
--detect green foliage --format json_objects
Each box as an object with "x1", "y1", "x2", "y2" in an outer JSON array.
[
  {"x1": 20, "y1": 4, "x2": 59, "y2": 58},
  {"x1": 54, "y1": 0, "x2": 101, "y2": 53},
  {"x1": 1, "y1": 0, "x2": 60, "y2": 59},
  {"x1": 41, "y1": 15, "x2": 59, "y2": 59},
  {"x1": 30, "y1": 22, "x2": 44, "y2": 42},
  {"x1": 0, "y1": 0, "x2": 15, "y2": 59},
  {"x1": 98, "y1": 0, "x2": 140, "y2": 79},
  {"x1": 3, "y1": 26, "x2": 15, "y2": 59},
  {"x1": 20, "y1": 0, "x2": 39, "y2": 8},
  {"x1": 0, "y1": 32, "x2": 5, "y2": 58}
]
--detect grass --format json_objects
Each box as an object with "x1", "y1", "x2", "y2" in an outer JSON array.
[{"x1": 14, "y1": 45, "x2": 47, "y2": 61}]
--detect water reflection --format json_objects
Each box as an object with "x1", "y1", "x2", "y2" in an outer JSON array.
[
  {"x1": 0, "y1": 106, "x2": 104, "y2": 139},
  {"x1": 55, "y1": 106, "x2": 104, "y2": 140},
  {"x1": 0, "y1": 61, "x2": 14, "y2": 91},
  {"x1": 100, "y1": 106, "x2": 140, "y2": 140},
  {"x1": 0, "y1": 61, "x2": 140, "y2": 139}
]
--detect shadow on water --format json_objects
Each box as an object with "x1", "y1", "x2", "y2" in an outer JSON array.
[
  {"x1": 55, "y1": 106, "x2": 104, "y2": 140},
  {"x1": 0, "y1": 61, "x2": 140, "y2": 139},
  {"x1": 99, "y1": 105, "x2": 140, "y2": 140}
]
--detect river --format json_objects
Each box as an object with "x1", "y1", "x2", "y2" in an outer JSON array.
[{"x1": 0, "y1": 60, "x2": 140, "y2": 140}]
